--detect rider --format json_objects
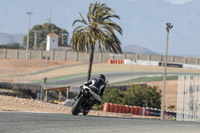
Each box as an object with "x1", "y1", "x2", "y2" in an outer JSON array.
[{"x1": 74, "y1": 74, "x2": 106, "y2": 107}]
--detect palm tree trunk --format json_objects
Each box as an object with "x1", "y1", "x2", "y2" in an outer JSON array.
[{"x1": 87, "y1": 45, "x2": 94, "y2": 81}]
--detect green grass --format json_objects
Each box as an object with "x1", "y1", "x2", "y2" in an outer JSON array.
[{"x1": 110, "y1": 75, "x2": 178, "y2": 85}]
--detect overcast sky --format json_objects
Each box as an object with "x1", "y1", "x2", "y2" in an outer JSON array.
[{"x1": 0, "y1": 0, "x2": 199, "y2": 57}]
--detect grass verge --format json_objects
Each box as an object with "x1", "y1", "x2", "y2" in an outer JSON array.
[{"x1": 110, "y1": 75, "x2": 178, "y2": 85}]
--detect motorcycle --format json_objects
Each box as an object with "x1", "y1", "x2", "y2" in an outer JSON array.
[{"x1": 71, "y1": 85, "x2": 101, "y2": 116}]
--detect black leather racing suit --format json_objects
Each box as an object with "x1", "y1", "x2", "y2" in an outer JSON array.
[{"x1": 84, "y1": 77, "x2": 106, "y2": 96}]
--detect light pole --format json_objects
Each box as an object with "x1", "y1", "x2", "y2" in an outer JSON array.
[
  {"x1": 160, "y1": 23, "x2": 173, "y2": 120},
  {"x1": 26, "y1": 12, "x2": 33, "y2": 60}
]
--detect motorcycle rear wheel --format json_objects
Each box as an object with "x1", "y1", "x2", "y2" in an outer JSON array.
[{"x1": 72, "y1": 96, "x2": 85, "y2": 115}]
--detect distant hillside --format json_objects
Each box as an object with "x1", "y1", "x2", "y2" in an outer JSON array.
[
  {"x1": 121, "y1": 45, "x2": 159, "y2": 55},
  {"x1": 0, "y1": 32, "x2": 24, "y2": 45}
]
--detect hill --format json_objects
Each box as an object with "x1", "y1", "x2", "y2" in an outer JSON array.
[
  {"x1": 0, "y1": 32, "x2": 24, "y2": 45},
  {"x1": 121, "y1": 45, "x2": 158, "y2": 55}
]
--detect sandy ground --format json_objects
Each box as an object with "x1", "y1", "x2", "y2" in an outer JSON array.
[
  {"x1": 0, "y1": 58, "x2": 80, "y2": 77},
  {"x1": 144, "y1": 80, "x2": 178, "y2": 111},
  {"x1": 44, "y1": 63, "x2": 200, "y2": 80},
  {"x1": 0, "y1": 58, "x2": 199, "y2": 117},
  {"x1": 1, "y1": 58, "x2": 200, "y2": 83}
]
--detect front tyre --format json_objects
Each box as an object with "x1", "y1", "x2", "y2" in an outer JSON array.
[
  {"x1": 72, "y1": 96, "x2": 85, "y2": 115},
  {"x1": 83, "y1": 110, "x2": 89, "y2": 116}
]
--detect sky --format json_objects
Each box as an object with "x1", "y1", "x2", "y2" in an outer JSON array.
[{"x1": 0, "y1": 0, "x2": 200, "y2": 57}]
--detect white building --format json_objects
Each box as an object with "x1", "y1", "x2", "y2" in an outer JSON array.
[
  {"x1": 46, "y1": 33, "x2": 72, "y2": 51},
  {"x1": 46, "y1": 33, "x2": 60, "y2": 51}
]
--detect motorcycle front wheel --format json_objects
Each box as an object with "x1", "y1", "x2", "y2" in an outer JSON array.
[{"x1": 71, "y1": 96, "x2": 86, "y2": 115}]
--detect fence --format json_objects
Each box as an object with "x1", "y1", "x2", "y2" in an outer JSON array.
[
  {"x1": 177, "y1": 75, "x2": 200, "y2": 122},
  {"x1": 0, "y1": 49, "x2": 200, "y2": 65}
]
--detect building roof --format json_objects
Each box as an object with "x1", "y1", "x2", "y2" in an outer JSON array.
[{"x1": 47, "y1": 33, "x2": 60, "y2": 38}]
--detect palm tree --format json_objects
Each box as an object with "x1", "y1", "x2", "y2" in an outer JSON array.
[{"x1": 71, "y1": 1, "x2": 122, "y2": 81}]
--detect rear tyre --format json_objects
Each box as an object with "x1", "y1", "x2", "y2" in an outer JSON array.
[{"x1": 72, "y1": 96, "x2": 85, "y2": 115}]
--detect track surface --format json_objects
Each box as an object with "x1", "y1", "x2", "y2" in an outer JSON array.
[
  {"x1": 0, "y1": 112, "x2": 199, "y2": 133},
  {"x1": 43, "y1": 71, "x2": 198, "y2": 88}
]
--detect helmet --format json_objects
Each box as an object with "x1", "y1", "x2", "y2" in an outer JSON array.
[{"x1": 99, "y1": 74, "x2": 106, "y2": 81}]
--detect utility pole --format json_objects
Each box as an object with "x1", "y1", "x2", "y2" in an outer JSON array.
[
  {"x1": 44, "y1": 10, "x2": 52, "y2": 24},
  {"x1": 26, "y1": 12, "x2": 33, "y2": 60},
  {"x1": 32, "y1": 30, "x2": 39, "y2": 50},
  {"x1": 160, "y1": 23, "x2": 173, "y2": 120}
]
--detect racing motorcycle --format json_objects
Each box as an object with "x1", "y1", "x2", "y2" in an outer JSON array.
[{"x1": 71, "y1": 85, "x2": 101, "y2": 116}]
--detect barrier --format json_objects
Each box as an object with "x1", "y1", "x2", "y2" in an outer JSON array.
[
  {"x1": 124, "y1": 59, "x2": 159, "y2": 66},
  {"x1": 125, "y1": 105, "x2": 130, "y2": 113},
  {"x1": 164, "y1": 112, "x2": 169, "y2": 120},
  {"x1": 107, "y1": 59, "x2": 124, "y2": 64},
  {"x1": 130, "y1": 106, "x2": 134, "y2": 114},
  {"x1": 118, "y1": 105, "x2": 123, "y2": 113},
  {"x1": 113, "y1": 104, "x2": 118, "y2": 113},
  {"x1": 145, "y1": 108, "x2": 150, "y2": 116},
  {"x1": 133, "y1": 106, "x2": 138, "y2": 115},
  {"x1": 149, "y1": 108, "x2": 160, "y2": 116},
  {"x1": 109, "y1": 103, "x2": 114, "y2": 112},
  {"x1": 102, "y1": 103, "x2": 176, "y2": 118},
  {"x1": 122, "y1": 105, "x2": 126, "y2": 113},
  {"x1": 138, "y1": 107, "x2": 143, "y2": 115},
  {"x1": 103, "y1": 102, "x2": 110, "y2": 112}
]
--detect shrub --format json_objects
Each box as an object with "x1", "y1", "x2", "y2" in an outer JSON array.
[{"x1": 101, "y1": 84, "x2": 161, "y2": 109}]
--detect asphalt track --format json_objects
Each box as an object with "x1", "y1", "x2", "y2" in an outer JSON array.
[
  {"x1": 43, "y1": 71, "x2": 199, "y2": 88},
  {"x1": 0, "y1": 112, "x2": 199, "y2": 133}
]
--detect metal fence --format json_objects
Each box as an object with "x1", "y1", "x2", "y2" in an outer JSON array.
[{"x1": 177, "y1": 75, "x2": 200, "y2": 122}]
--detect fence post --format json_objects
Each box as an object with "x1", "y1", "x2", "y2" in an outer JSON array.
[
  {"x1": 136, "y1": 54, "x2": 138, "y2": 60},
  {"x1": 52, "y1": 50, "x2": 55, "y2": 60},
  {"x1": 172, "y1": 56, "x2": 175, "y2": 63},
  {"x1": 184, "y1": 57, "x2": 187, "y2": 64},
  {"x1": 40, "y1": 50, "x2": 43, "y2": 60},
  {"x1": 76, "y1": 52, "x2": 79, "y2": 61},
  {"x1": 160, "y1": 55, "x2": 162, "y2": 62},
  {"x1": 124, "y1": 53, "x2": 127, "y2": 59},
  {"x1": 100, "y1": 52, "x2": 103, "y2": 62},
  {"x1": 196, "y1": 58, "x2": 199, "y2": 65},
  {"x1": 4, "y1": 49, "x2": 7, "y2": 58},
  {"x1": 65, "y1": 50, "x2": 67, "y2": 61},
  {"x1": 148, "y1": 55, "x2": 151, "y2": 61},
  {"x1": 30, "y1": 50, "x2": 32, "y2": 59},
  {"x1": 17, "y1": 49, "x2": 19, "y2": 59}
]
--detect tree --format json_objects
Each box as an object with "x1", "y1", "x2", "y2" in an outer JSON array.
[
  {"x1": 0, "y1": 43, "x2": 22, "y2": 49},
  {"x1": 124, "y1": 85, "x2": 162, "y2": 109},
  {"x1": 102, "y1": 87, "x2": 125, "y2": 105},
  {"x1": 101, "y1": 85, "x2": 162, "y2": 109},
  {"x1": 23, "y1": 23, "x2": 68, "y2": 49},
  {"x1": 71, "y1": 1, "x2": 122, "y2": 81}
]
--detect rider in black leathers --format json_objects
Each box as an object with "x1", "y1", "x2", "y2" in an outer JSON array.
[{"x1": 74, "y1": 74, "x2": 106, "y2": 108}]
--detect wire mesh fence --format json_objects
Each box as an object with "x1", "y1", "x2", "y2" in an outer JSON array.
[{"x1": 177, "y1": 75, "x2": 200, "y2": 122}]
